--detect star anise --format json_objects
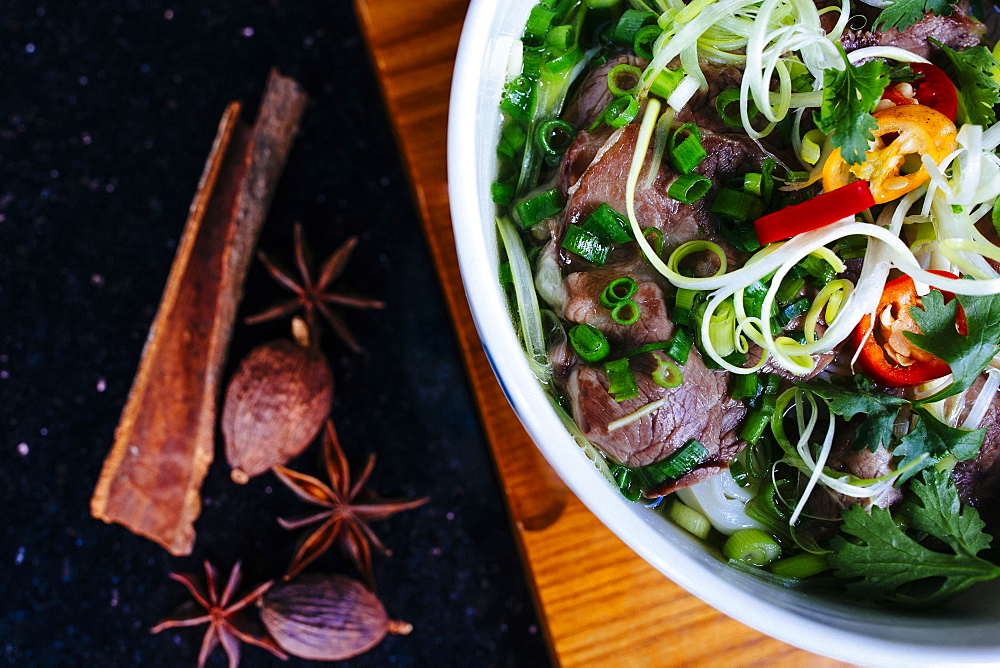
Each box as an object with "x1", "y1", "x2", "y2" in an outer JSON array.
[
  {"x1": 274, "y1": 419, "x2": 429, "y2": 587},
  {"x1": 151, "y1": 560, "x2": 287, "y2": 667},
  {"x1": 246, "y1": 222, "x2": 384, "y2": 353}
]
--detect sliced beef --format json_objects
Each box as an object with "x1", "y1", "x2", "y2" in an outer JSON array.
[
  {"x1": 562, "y1": 257, "x2": 672, "y2": 348},
  {"x1": 567, "y1": 349, "x2": 745, "y2": 495},
  {"x1": 561, "y1": 122, "x2": 768, "y2": 258},
  {"x1": 562, "y1": 53, "x2": 648, "y2": 130},
  {"x1": 839, "y1": 7, "x2": 984, "y2": 60},
  {"x1": 952, "y1": 373, "x2": 1000, "y2": 536}
]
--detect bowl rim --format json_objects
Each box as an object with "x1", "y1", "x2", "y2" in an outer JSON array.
[{"x1": 446, "y1": 0, "x2": 1000, "y2": 664}]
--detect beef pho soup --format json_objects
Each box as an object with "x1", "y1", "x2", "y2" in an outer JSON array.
[{"x1": 490, "y1": 0, "x2": 1000, "y2": 607}]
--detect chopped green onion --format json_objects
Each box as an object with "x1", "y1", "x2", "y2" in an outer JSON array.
[
  {"x1": 743, "y1": 172, "x2": 763, "y2": 197},
  {"x1": 768, "y1": 552, "x2": 828, "y2": 579},
  {"x1": 501, "y1": 76, "x2": 534, "y2": 122},
  {"x1": 663, "y1": 327, "x2": 692, "y2": 365},
  {"x1": 775, "y1": 276, "x2": 805, "y2": 305},
  {"x1": 491, "y1": 181, "x2": 515, "y2": 206},
  {"x1": 546, "y1": 45, "x2": 584, "y2": 73},
  {"x1": 599, "y1": 275, "x2": 638, "y2": 308},
  {"x1": 611, "y1": 8, "x2": 656, "y2": 45},
  {"x1": 668, "y1": 123, "x2": 707, "y2": 174},
  {"x1": 716, "y1": 89, "x2": 757, "y2": 128},
  {"x1": 649, "y1": 68, "x2": 685, "y2": 100},
  {"x1": 607, "y1": 63, "x2": 642, "y2": 97},
  {"x1": 745, "y1": 435, "x2": 773, "y2": 478},
  {"x1": 669, "y1": 500, "x2": 711, "y2": 539},
  {"x1": 586, "y1": 0, "x2": 622, "y2": 7},
  {"x1": 545, "y1": 23, "x2": 573, "y2": 52},
  {"x1": 834, "y1": 234, "x2": 868, "y2": 260},
  {"x1": 729, "y1": 372, "x2": 759, "y2": 401},
  {"x1": 562, "y1": 225, "x2": 611, "y2": 265},
  {"x1": 710, "y1": 187, "x2": 764, "y2": 223},
  {"x1": 498, "y1": 261, "x2": 513, "y2": 288},
  {"x1": 632, "y1": 24, "x2": 662, "y2": 60},
  {"x1": 630, "y1": 439, "x2": 709, "y2": 489},
  {"x1": 785, "y1": 170, "x2": 810, "y2": 183},
  {"x1": 605, "y1": 358, "x2": 639, "y2": 401},
  {"x1": 610, "y1": 299, "x2": 641, "y2": 325},
  {"x1": 729, "y1": 459, "x2": 750, "y2": 487},
  {"x1": 514, "y1": 188, "x2": 564, "y2": 228},
  {"x1": 799, "y1": 128, "x2": 826, "y2": 165},
  {"x1": 536, "y1": 119, "x2": 576, "y2": 158},
  {"x1": 496, "y1": 121, "x2": 527, "y2": 161},
  {"x1": 523, "y1": 4, "x2": 558, "y2": 47},
  {"x1": 643, "y1": 227, "x2": 663, "y2": 257},
  {"x1": 740, "y1": 409, "x2": 770, "y2": 444},
  {"x1": 707, "y1": 298, "x2": 737, "y2": 357},
  {"x1": 651, "y1": 353, "x2": 682, "y2": 388},
  {"x1": 612, "y1": 465, "x2": 643, "y2": 501},
  {"x1": 723, "y1": 528, "x2": 782, "y2": 567},
  {"x1": 584, "y1": 202, "x2": 632, "y2": 244},
  {"x1": 667, "y1": 173, "x2": 711, "y2": 204},
  {"x1": 796, "y1": 254, "x2": 836, "y2": 285},
  {"x1": 593, "y1": 94, "x2": 639, "y2": 130},
  {"x1": 671, "y1": 287, "x2": 699, "y2": 325},
  {"x1": 569, "y1": 323, "x2": 611, "y2": 362}
]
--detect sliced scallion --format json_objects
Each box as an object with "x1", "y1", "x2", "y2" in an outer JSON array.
[
  {"x1": 605, "y1": 358, "x2": 639, "y2": 401},
  {"x1": 716, "y1": 89, "x2": 757, "y2": 128},
  {"x1": 729, "y1": 372, "x2": 759, "y2": 401},
  {"x1": 768, "y1": 552, "x2": 828, "y2": 579},
  {"x1": 491, "y1": 181, "x2": 515, "y2": 206},
  {"x1": 633, "y1": 24, "x2": 662, "y2": 60},
  {"x1": 668, "y1": 123, "x2": 707, "y2": 174},
  {"x1": 651, "y1": 353, "x2": 682, "y2": 388},
  {"x1": 536, "y1": 119, "x2": 576, "y2": 158},
  {"x1": 584, "y1": 202, "x2": 632, "y2": 244},
  {"x1": 667, "y1": 174, "x2": 711, "y2": 204},
  {"x1": 562, "y1": 225, "x2": 611, "y2": 265},
  {"x1": 607, "y1": 63, "x2": 642, "y2": 97},
  {"x1": 649, "y1": 67, "x2": 685, "y2": 100},
  {"x1": 710, "y1": 187, "x2": 763, "y2": 223},
  {"x1": 513, "y1": 187, "x2": 564, "y2": 228},
  {"x1": 612, "y1": 466, "x2": 643, "y2": 502},
  {"x1": 611, "y1": 299, "x2": 641, "y2": 326},
  {"x1": 663, "y1": 327, "x2": 693, "y2": 365},
  {"x1": 569, "y1": 323, "x2": 610, "y2": 363},
  {"x1": 643, "y1": 227, "x2": 663, "y2": 257},
  {"x1": 630, "y1": 439, "x2": 709, "y2": 489},
  {"x1": 669, "y1": 500, "x2": 711, "y2": 539},
  {"x1": 599, "y1": 275, "x2": 638, "y2": 308},
  {"x1": 611, "y1": 8, "x2": 656, "y2": 45},
  {"x1": 593, "y1": 94, "x2": 639, "y2": 130},
  {"x1": 723, "y1": 528, "x2": 782, "y2": 567}
]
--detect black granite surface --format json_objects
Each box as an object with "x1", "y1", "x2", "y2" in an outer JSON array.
[{"x1": 0, "y1": 2, "x2": 550, "y2": 666}]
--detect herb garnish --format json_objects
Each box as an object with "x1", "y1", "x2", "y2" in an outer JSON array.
[
  {"x1": 814, "y1": 48, "x2": 890, "y2": 165},
  {"x1": 873, "y1": 0, "x2": 958, "y2": 33},
  {"x1": 828, "y1": 468, "x2": 1000, "y2": 607},
  {"x1": 907, "y1": 288, "x2": 1000, "y2": 404},
  {"x1": 931, "y1": 39, "x2": 1000, "y2": 126}
]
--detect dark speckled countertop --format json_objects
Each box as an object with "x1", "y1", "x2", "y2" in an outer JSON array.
[{"x1": 0, "y1": 2, "x2": 549, "y2": 665}]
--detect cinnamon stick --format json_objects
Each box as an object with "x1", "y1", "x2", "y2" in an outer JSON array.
[{"x1": 91, "y1": 69, "x2": 309, "y2": 555}]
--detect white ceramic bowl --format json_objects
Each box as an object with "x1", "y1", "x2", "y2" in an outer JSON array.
[{"x1": 446, "y1": 2, "x2": 1000, "y2": 664}]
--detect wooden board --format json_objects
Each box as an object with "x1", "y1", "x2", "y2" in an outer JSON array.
[{"x1": 353, "y1": 1, "x2": 852, "y2": 665}]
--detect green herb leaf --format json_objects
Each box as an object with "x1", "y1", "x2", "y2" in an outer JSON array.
[
  {"x1": 893, "y1": 407, "x2": 984, "y2": 482},
  {"x1": 814, "y1": 49, "x2": 890, "y2": 165},
  {"x1": 931, "y1": 39, "x2": 1000, "y2": 126},
  {"x1": 906, "y1": 289, "x2": 1000, "y2": 404},
  {"x1": 828, "y1": 469, "x2": 1000, "y2": 607},
  {"x1": 874, "y1": 0, "x2": 957, "y2": 33},
  {"x1": 795, "y1": 377, "x2": 907, "y2": 452}
]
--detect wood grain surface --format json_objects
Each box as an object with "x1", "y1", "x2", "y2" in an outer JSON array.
[{"x1": 353, "y1": 1, "x2": 852, "y2": 665}]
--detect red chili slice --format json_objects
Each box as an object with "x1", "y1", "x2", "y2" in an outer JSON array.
[
  {"x1": 753, "y1": 180, "x2": 875, "y2": 246},
  {"x1": 880, "y1": 63, "x2": 958, "y2": 122},
  {"x1": 851, "y1": 270, "x2": 966, "y2": 388}
]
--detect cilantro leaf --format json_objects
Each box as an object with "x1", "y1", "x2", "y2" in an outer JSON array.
[
  {"x1": 932, "y1": 39, "x2": 1000, "y2": 126},
  {"x1": 874, "y1": 0, "x2": 957, "y2": 33},
  {"x1": 828, "y1": 469, "x2": 1000, "y2": 607},
  {"x1": 893, "y1": 407, "x2": 984, "y2": 482},
  {"x1": 906, "y1": 467, "x2": 994, "y2": 557},
  {"x1": 814, "y1": 51, "x2": 890, "y2": 165},
  {"x1": 906, "y1": 289, "x2": 1000, "y2": 404},
  {"x1": 795, "y1": 377, "x2": 906, "y2": 452}
]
